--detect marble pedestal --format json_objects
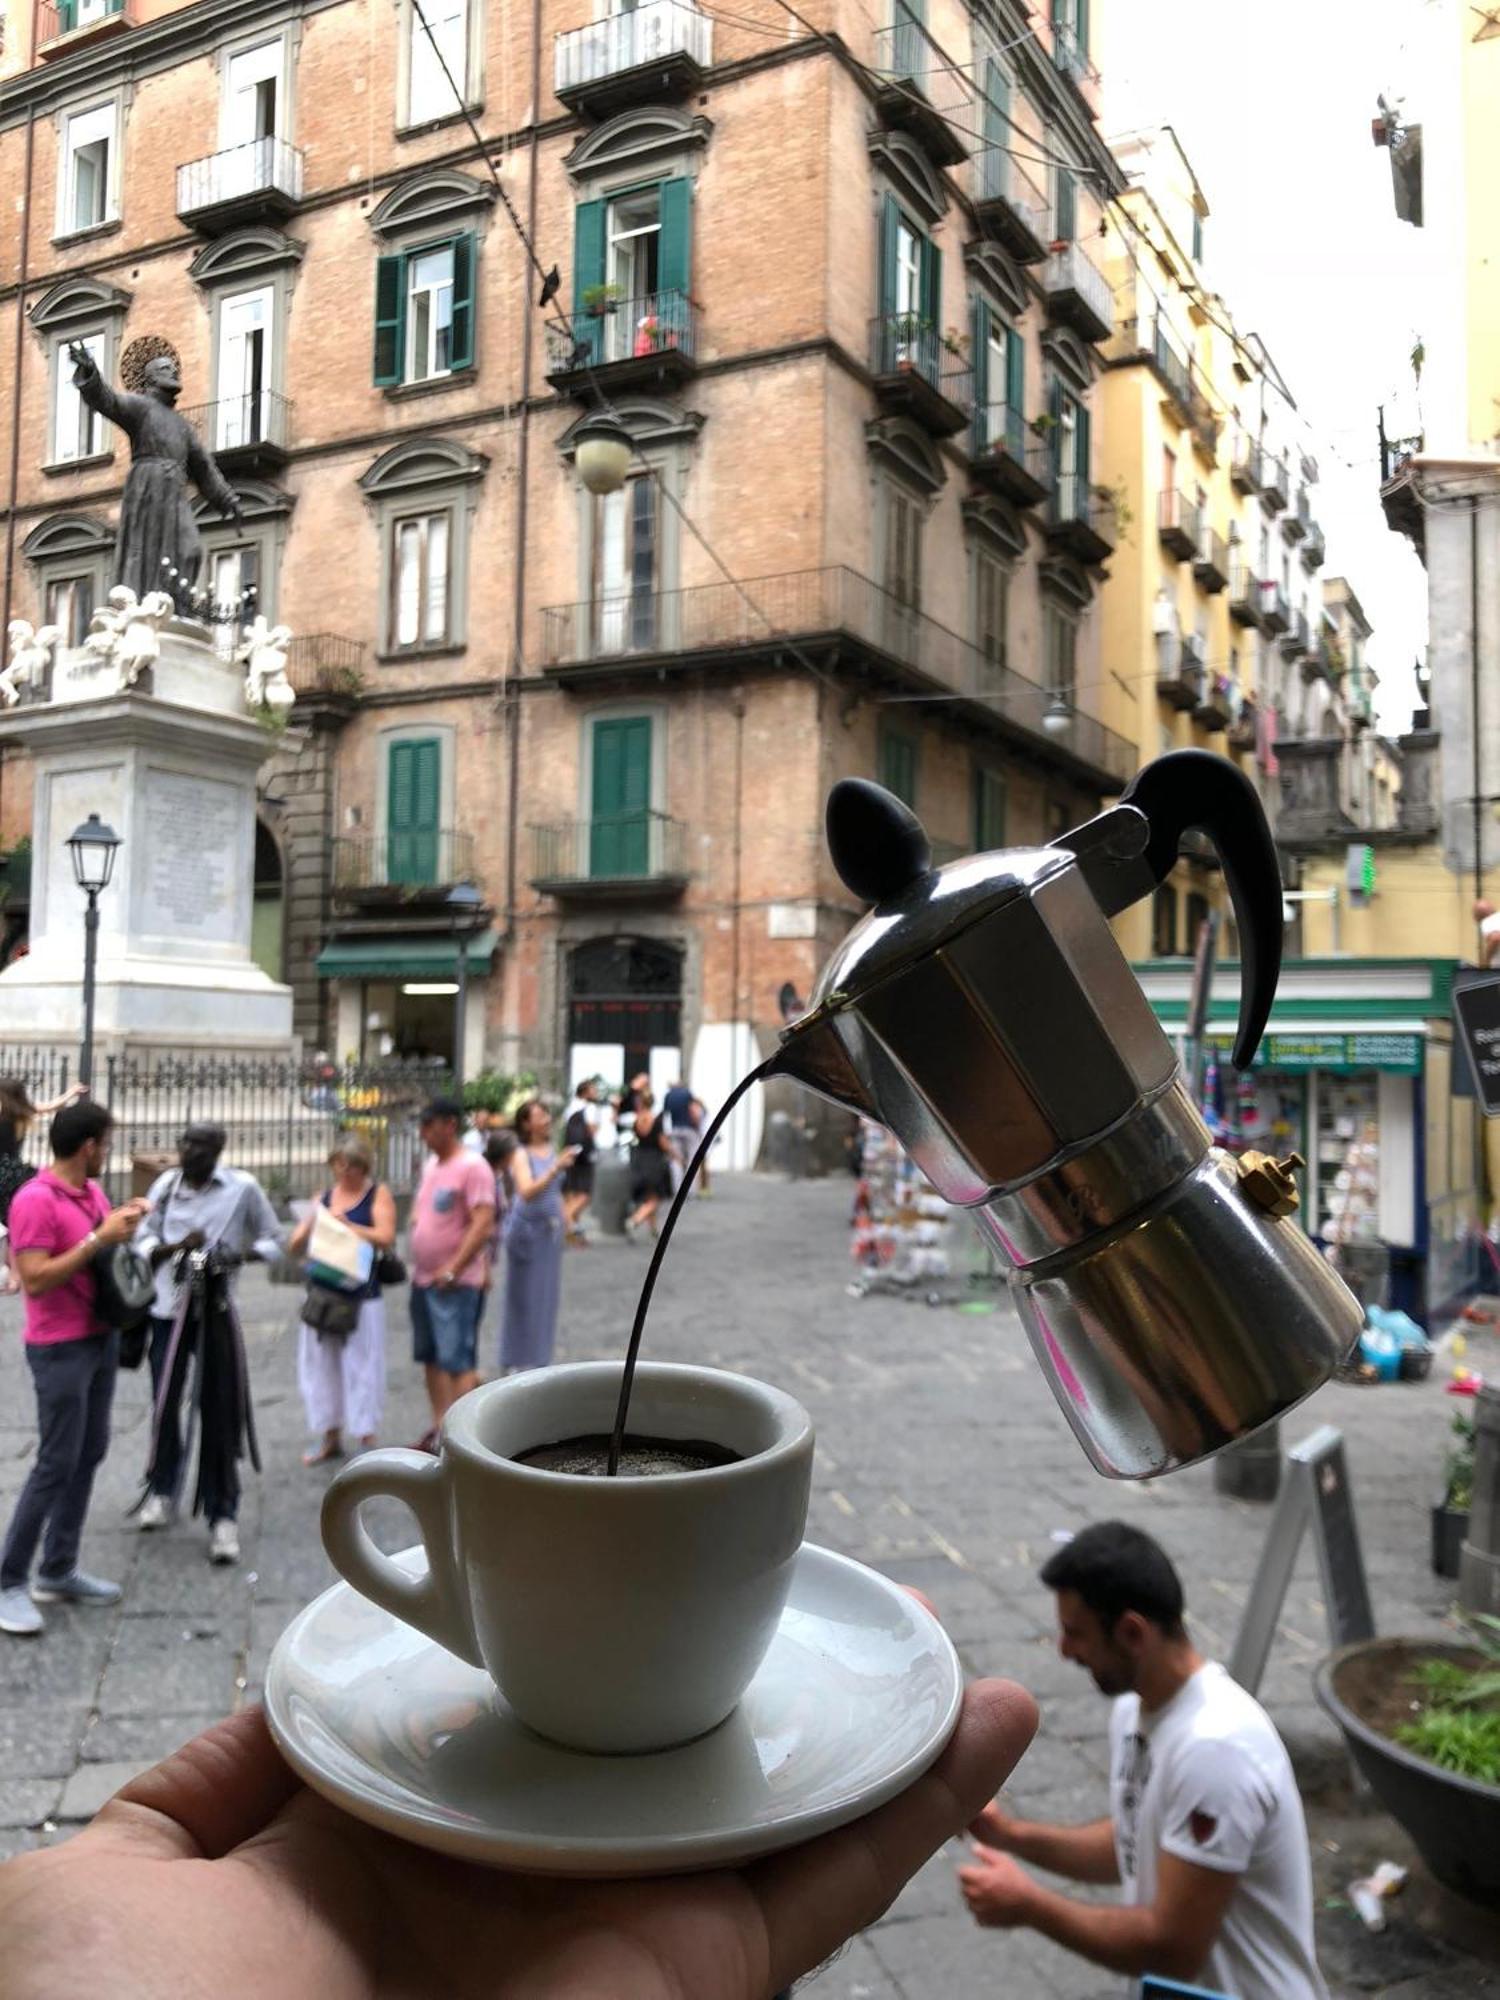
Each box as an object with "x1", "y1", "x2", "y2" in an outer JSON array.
[{"x1": 0, "y1": 622, "x2": 294, "y2": 1062}]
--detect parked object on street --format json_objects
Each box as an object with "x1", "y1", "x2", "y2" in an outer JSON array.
[
  {"x1": 1316, "y1": 1635, "x2": 1500, "y2": 1906},
  {"x1": 775, "y1": 752, "x2": 1364, "y2": 1479}
]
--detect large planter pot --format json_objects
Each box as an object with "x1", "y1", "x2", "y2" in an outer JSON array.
[
  {"x1": 1315, "y1": 1638, "x2": 1500, "y2": 1904},
  {"x1": 1431, "y1": 1496, "x2": 1469, "y2": 1579}
]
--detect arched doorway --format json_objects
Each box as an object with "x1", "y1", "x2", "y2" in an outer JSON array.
[
  {"x1": 252, "y1": 818, "x2": 285, "y2": 984},
  {"x1": 568, "y1": 937, "x2": 682, "y2": 1095}
]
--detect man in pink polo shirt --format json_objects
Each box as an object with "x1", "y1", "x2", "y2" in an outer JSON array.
[
  {"x1": 0, "y1": 1101, "x2": 149, "y2": 1637},
  {"x1": 408, "y1": 1096, "x2": 495, "y2": 1450}
]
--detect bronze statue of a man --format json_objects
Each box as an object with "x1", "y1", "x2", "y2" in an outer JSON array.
[{"x1": 67, "y1": 344, "x2": 243, "y2": 607}]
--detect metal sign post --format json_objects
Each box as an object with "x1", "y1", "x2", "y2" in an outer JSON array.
[{"x1": 1228, "y1": 1426, "x2": 1375, "y2": 1696}]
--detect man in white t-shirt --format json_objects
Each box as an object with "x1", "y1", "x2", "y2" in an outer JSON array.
[{"x1": 958, "y1": 1521, "x2": 1328, "y2": 2000}]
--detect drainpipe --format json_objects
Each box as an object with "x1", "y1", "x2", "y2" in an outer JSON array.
[
  {"x1": 1472, "y1": 499, "x2": 1483, "y2": 912},
  {"x1": 1, "y1": 97, "x2": 39, "y2": 841},
  {"x1": 504, "y1": 0, "x2": 542, "y2": 956}
]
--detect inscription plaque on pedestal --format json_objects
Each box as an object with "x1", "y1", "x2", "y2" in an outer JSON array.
[{"x1": 141, "y1": 770, "x2": 241, "y2": 946}]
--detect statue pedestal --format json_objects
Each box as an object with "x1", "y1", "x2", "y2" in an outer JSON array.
[{"x1": 0, "y1": 622, "x2": 294, "y2": 1062}]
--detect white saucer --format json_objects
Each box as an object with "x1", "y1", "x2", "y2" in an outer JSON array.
[{"x1": 264, "y1": 1541, "x2": 962, "y2": 1875}]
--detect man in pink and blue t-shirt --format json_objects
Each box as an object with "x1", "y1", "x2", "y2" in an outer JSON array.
[
  {"x1": 409, "y1": 1096, "x2": 495, "y2": 1450},
  {"x1": 0, "y1": 1101, "x2": 149, "y2": 1637}
]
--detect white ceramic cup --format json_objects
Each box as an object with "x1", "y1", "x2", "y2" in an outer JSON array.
[{"x1": 320, "y1": 1361, "x2": 815, "y2": 1754}]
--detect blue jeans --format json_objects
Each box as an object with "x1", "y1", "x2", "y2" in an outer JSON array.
[{"x1": 0, "y1": 1331, "x2": 119, "y2": 1589}]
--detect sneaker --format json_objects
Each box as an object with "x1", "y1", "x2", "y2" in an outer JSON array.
[
  {"x1": 30, "y1": 1570, "x2": 122, "y2": 1607},
  {"x1": 208, "y1": 1519, "x2": 240, "y2": 1565},
  {"x1": 137, "y1": 1493, "x2": 171, "y2": 1531},
  {"x1": 0, "y1": 1586, "x2": 42, "y2": 1637}
]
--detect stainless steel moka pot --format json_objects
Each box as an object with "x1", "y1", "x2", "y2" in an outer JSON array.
[{"x1": 775, "y1": 750, "x2": 1363, "y2": 1480}]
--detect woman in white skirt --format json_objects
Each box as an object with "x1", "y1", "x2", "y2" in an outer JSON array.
[{"x1": 287, "y1": 1136, "x2": 396, "y2": 1465}]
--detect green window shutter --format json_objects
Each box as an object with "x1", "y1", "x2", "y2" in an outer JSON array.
[
  {"x1": 448, "y1": 232, "x2": 476, "y2": 371},
  {"x1": 971, "y1": 297, "x2": 988, "y2": 422},
  {"x1": 1075, "y1": 401, "x2": 1092, "y2": 491},
  {"x1": 590, "y1": 716, "x2": 653, "y2": 878},
  {"x1": 572, "y1": 198, "x2": 608, "y2": 363},
  {"x1": 373, "y1": 252, "x2": 406, "y2": 386},
  {"x1": 894, "y1": 0, "x2": 924, "y2": 77},
  {"x1": 388, "y1": 738, "x2": 441, "y2": 886},
  {"x1": 922, "y1": 236, "x2": 941, "y2": 337},
  {"x1": 1006, "y1": 325, "x2": 1025, "y2": 421},
  {"x1": 1047, "y1": 375, "x2": 1062, "y2": 484},
  {"x1": 984, "y1": 57, "x2": 1007, "y2": 147},
  {"x1": 1054, "y1": 165, "x2": 1076, "y2": 242},
  {"x1": 972, "y1": 769, "x2": 1006, "y2": 852},
  {"x1": 1076, "y1": 0, "x2": 1089, "y2": 55},
  {"x1": 880, "y1": 194, "x2": 900, "y2": 320},
  {"x1": 878, "y1": 728, "x2": 918, "y2": 808},
  {"x1": 657, "y1": 178, "x2": 692, "y2": 300},
  {"x1": 57, "y1": 0, "x2": 78, "y2": 27}
]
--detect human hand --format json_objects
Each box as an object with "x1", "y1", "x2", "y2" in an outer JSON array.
[
  {"x1": 434, "y1": 1269, "x2": 457, "y2": 1291},
  {"x1": 957, "y1": 1843, "x2": 1039, "y2": 1929},
  {"x1": 64, "y1": 1082, "x2": 88, "y2": 1104},
  {"x1": 0, "y1": 1686, "x2": 1036, "y2": 2000},
  {"x1": 967, "y1": 1798, "x2": 1023, "y2": 1850},
  {"x1": 98, "y1": 1201, "x2": 150, "y2": 1247}
]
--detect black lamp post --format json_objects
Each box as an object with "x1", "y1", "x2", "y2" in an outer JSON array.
[
  {"x1": 66, "y1": 812, "x2": 122, "y2": 1089},
  {"x1": 446, "y1": 881, "x2": 486, "y2": 1093}
]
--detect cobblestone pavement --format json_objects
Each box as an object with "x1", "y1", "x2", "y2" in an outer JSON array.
[{"x1": 0, "y1": 1173, "x2": 1496, "y2": 1997}]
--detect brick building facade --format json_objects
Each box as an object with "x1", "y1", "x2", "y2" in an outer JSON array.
[{"x1": 0, "y1": 0, "x2": 1133, "y2": 1134}]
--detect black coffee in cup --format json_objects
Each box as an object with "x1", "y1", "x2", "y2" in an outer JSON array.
[{"x1": 517, "y1": 1434, "x2": 743, "y2": 1478}]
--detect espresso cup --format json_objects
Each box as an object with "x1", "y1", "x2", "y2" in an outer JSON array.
[{"x1": 320, "y1": 1361, "x2": 814, "y2": 1754}]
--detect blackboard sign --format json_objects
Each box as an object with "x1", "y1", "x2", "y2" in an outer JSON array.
[
  {"x1": 1451, "y1": 967, "x2": 1500, "y2": 1107},
  {"x1": 1229, "y1": 1427, "x2": 1374, "y2": 1696}
]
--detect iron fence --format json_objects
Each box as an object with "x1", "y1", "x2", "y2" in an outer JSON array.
[
  {"x1": 554, "y1": 0, "x2": 710, "y2": 93},
  {"x1": 176, "y1": 136, "x2": 304, "y2": 219}
]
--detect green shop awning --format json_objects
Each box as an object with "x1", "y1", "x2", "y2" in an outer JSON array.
[{"x1": 315, "y1": 929, "x2": 499, "y2": 981}]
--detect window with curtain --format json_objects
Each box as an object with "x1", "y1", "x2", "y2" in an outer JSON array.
[
  {"x1": 1046, "y1": 377, "x2": 1090, "y2": 519},
  {"x1": 877, "y1": 194, "x2": 940, "y2": 378},
  {"x1": 1043, "y1": 603, "x2": 1077, "y2": 704},
  {"x1": 883, "y1": 485, "x2": 923, "y2": 613},
  {"x1": 207, "y1": 545, "x2": 262, "y2": 658},
  {"x1": 61, "y1": 102, "x2": 115, "y2": 235},
  {"x1": 391, "y1": 510, "x2": 451, "y2": 648},
  {"x1": 52, "y1": 331, "x2": 103, "y2": 462},
  {"x1": 975, "y1": 551, "x2": 1009, "y2": 678},
  {"x1": 572, "y1": 179, "x2": 692, "y2": 365},
  {"x1": 592, "y1": 476, "x2": 658, "y2": 654},
  {"x1": 373, "y1": 234, "x2": 476, "y2": 385}
]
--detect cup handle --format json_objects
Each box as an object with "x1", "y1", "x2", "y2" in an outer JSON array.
[{"x1": 320, "y1": 1448, "x2": 484, "y2": 1669}]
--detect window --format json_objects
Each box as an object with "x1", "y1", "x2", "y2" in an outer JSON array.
[
  {"x1": 45, "y1": 573, "x2": 95, "y2": 649},
  {"x1": 1051, "y1": 0, "x2": 1089, "y2": 57},
  {"x1": 592, "y1": 477, "x2": 657, "y2": 653},
  {"x1": 408, "y1": 0, "x2": 468, "y2": 126},
  {"x1": 223, "y1": 40, "x2": 282, "y2": 148},
  {"x1": 1162, "y1": 445, "x2": 1176, "y2": 497},
  {"x1": 878, "y1": 194, "x2": 940, "y2": 374},
  {"x1": 216, "y1": 287, "x2": 271, "y2": 449},
  {"x1": 1053, "y1": 160, "x2": 1077, "y2": 243},
  {"x1": 1043, "y1": 603, "x2": 1077, "y2": 704},
  {"x1": 59, "y1": 101, "x2": 116, "y2": 236},
  {"x1": 883, "y1": 484, "x2": 922, "y2": 612},
  {"x1": 1047, "y1": 377, "x2": 1090, "y2": 518},
  {"x1": 52, "y1": 331, "x2": 103, "y2": 464},
  {"x1": 879, "y1": 727, "x2": 918, "y2": 808},
  {"x1": 391, "y1": 511, "x2": 451, "y2": 648},
  {"x1": 1191, "y1": 210, "x2": 1204, "y2": 265},
  {"x1": 972, "y1": 767, "x2": 1006, "y2": 852},
  {"x1": 979, "y1": 56, "x2": 1009, "y2": 200},
  {"x1": 56, "y1": 0, "x2": 121, "y2": 29},
  {"x1": 975, "y1": 550, "x2": 1009, "y2": 677},
  {"x1": 1152, "y1": 885, "x2": 1178, "y2": 957},
  {"x1": 974, "y1": 299, "x2": 1024, "y2": 449},
  {"x1": 590, "y1": 715, "x2": 654, "y2": 877},
  {"x1": 890, "y1": 0, "x2": 925, "y2": 78},
  {"x1": 388, "y1": 737, "x2": 442, "y2": 885},
  {"x1": 207, "y1": 544, "x2": 261, "y2": 658},
  {"x1": 572, "y1": 180, "x2": 692, "y2": 365},
  {"x1": 373, "y1": 234, "x2": 475, "y2": 385}
]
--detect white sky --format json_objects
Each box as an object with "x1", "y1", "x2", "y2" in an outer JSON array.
[{"x1": 1100, "y1": 0, "x2": 1437, "y2": 731}]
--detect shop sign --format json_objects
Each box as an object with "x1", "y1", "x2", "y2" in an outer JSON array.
[
  {"x1": 1452, "y1": 972, "x2": 1500, "y2": 1115},
  {"x1": 1207, "y1": 1031, "x2": 1423, "y2": 1074}
]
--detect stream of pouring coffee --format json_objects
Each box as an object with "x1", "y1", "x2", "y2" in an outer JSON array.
[{"x1": 607, "y1": 1054, "x2": 784, "y2": 1475}]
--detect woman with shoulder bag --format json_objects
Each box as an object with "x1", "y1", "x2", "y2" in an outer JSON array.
[{"x1": 286, "y1": 1137, "x2": 396, "y2": 1466}]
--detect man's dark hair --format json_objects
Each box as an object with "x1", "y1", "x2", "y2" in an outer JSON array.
[
  {"x1": 1039, "y1": 1521, "x2": 1187, "y2": 1637},
  {"x1": 50, "y1": 1100, "x2": 113, "y2": 1161},
  {"x1": 419, "y1": 1096, "x2": 464, "y2": 1125}
]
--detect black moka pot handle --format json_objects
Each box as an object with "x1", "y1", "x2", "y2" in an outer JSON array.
[{"x1": 1120, "y1": 750, "x2": 1283, "y2": 1071}]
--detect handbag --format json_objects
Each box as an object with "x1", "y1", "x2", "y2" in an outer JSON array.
[
  {"x1": 118, "y1": 1319, "x2": 150, "y2": 1371},
  {"x1": 91, "y1": 1241, "x2": 155, "y2": 1332},
  {"x1": 375, "y1": 1250, "x2": 407, "y2": 1287},
  {"x1": 302, "y1": 1284, "x2": 362, "y2": 1341}
]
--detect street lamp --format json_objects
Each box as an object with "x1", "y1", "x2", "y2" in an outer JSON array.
[
  {"x1": 66, "y1": 813, "x2": 121, "y2": 1089},
  {"x1": 573, "y1": 410, "x2": 632, "y2": 496},
  {"x1": 1042, "y1": 694, "x2": 1072, "y2": 737},
  {"x1": 446, "y1": 881, "x2": 486, "y2": 1093}
]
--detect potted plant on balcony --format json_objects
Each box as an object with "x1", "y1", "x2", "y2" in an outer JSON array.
[
  {"x1": 1434, "y1": 1410, "x2": 1476, "y2": 1579},
  {"x1": 941, "y1": 326, "x2": 970, "y2": 360},
  {"x1": 889, "y1": 312, "x2": 929, "y2": 370},
  {"x1": 581, "y1": 282, "x2": 623, "y2": 318}
]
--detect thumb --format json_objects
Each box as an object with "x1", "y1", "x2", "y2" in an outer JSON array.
[
  {"x1": 969, "y1": 1840, "x2": 1003, "y2": 1865},
  {"x1": 87, "y1": 1709, "x2": 301, "y2": 1861}
]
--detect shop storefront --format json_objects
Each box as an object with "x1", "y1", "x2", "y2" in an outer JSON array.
[
  {"x1": 1135, "y1": 959, "x2": 1480, "y2": 1322},
  {"x1": 316, "y1": 929, "x2": 498, "y2": 1074}
]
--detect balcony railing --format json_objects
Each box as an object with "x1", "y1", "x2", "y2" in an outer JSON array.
[
  {"x1": 179, "y1": 389, "x2": 291, "y2": 461},
  {"x1": 530, "y1": 813, "x2": 688, "y2": 892},
  {"x1": 871, "y1": 12, "x2": 970, "y2": 166},
  {"x1": 333, "y1": 828, "x2": 474, "y2": 894},
  {"x1": 1260, "y1": 448, "x2": 1289, "y2": 511},
  {"x1": 970, "y1": 402, "x2": 1050, "y2": 504},
  {"x1": 540, "y1": 565, "x2": 1136, "y2": 786},
  {"x1": 1259, "y1": 581, "x2": 1291, "y2": 633},
  {"x1": 1280, "y1": 608, "x2": 1310, "y2": 657},
  {"x1": 1230, "y1": 435, "x2": 1263, "y2": 494},
  {"x1": 1189, "y1": 382, "x2": 1220, "y2": 461},
  {"x1": 1284, "y1": 485, "x2": 1310, "y2": 542},
  {"x1": 1158, "y1": 491, "x2": 1199, "y2": 560},
  {"x1": 868, "y1": 315, "x2": 972, "y2": 434},
  {"x1": 283, "y1": 633, "x2": 366, "y2": 701},
  {"x1": 554, "y1": 0, "x2": 711, "y2": 104},
  {"x1": 1041, "y1": 240, "x2": 1114, "y2": 344},
  {"x1": 176, "y1": 137, "x2": 303, "y2": 223},
  {"x1": 38, "y1": 0, "x2": 133, "y2": 49},
  {"x1": 1156, "y1": 633, "x2": 1198, "y2": 710},
  {"x1": 1302, "y1": 521, "x2": 1326, "y2": 571},
  {"x1": 1228, "y1": 557, "x2": 1263, "y2": 626},
  {"x1": 1045, "y1": 475, "x2": 1117, "y2": 564},
  {"x1": 1192, "y1": 663, "x2": 1230, "y2": 731},
  {"x1": 548, "y1": 289, "x2": 698, "y2": 377},
  {"x1": 1194, "y1": 526, "x2": 1229, "y2": 592},
  {"x1": 1151, "y1": 319, "x2": 1193, "y2": 416},
  {"x1": 973, "y1": 150, "x2": 1050, "y2": 263}
]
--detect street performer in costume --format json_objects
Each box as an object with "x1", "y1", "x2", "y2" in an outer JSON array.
[{"x1": 133, "y1": 1126, "x2": 283, "y2": 1565}]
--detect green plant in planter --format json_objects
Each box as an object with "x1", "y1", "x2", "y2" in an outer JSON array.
[
  {"x1": 462, "y1": 1069, "x2": 541, "y2": 1119},
  {"x1": 1398, "y1": 1615, "x2": 1500, "y2": 1784},
  {"x1": 1448, "y1": 1410, "x2": 1477, "y2": 1512},
  {"x1": 581, "y1": 283, "x2": 623, "y2": 317}
]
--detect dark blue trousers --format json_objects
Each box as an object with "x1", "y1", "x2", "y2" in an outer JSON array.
[{"x1": 0, "y1": 1331, "x2": 118, "y2": 1590}]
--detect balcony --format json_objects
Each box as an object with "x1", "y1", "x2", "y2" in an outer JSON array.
[
  {"x1": 1156, "y1": 633, "x2": 1199, "y2": 711},
  {"x1": 1158, "y1": 491, "x2": 1199, "y2": 561},
  {"x1": 1228, "y1": 695, "x2": 1257, "y2": 753},
  {"x1": 969, "y1": 403, "x2": 1049, "y2": 505},
  {"x1": 1259, "y1": 581, "x2": 1291, "y2": 634},
  {"x1": 1041, "y1": 241, "x2": 1114, "y2": 345},
  {"x1": 546, "y1": 290, "x2": 698, "y2": 398},
  {"x1": 1302, "y1": 520, "x2": 1326, "y2": 571},
  {"x1": 332, "y1": 829, "x2": 475, "y2": 904},
  {"x1": 973, "y1": 151, "x2": 1050, "y2": 264},
  {"x1": 1192, "y1": 664, "x2": 1230, "y2": 733},
  {"x1": 1151, "y1": 320, "x2": 1194, "y2": 420},
  {"x1": 1228, "y1": 558, "x2": 1263, "y2": 627},
  {"x1": 179, "y1": 390, "x2": 291, "y2": 476},
  {"x1": 1193, "y1": 526, "x2": 1229, "y2": 593},
  {"x1": 872, "y1": 14, "x2": 970, "y2": 168},
  {"x1": 553, "y1": 0, "x2": 711, "y2": 116},
  {"x1": 530, "y1": 813, "x2": 689, "y2": 902},
  {"x1": 1260, "y1": 449, "x2": 1289, "y2": 512},
  {"x1": 1280, "y1": 607, "x2": 1310, "y2": 658},
  {"x1": 1045, "y1": 474, "x2": 1116, "y2": 566},
  {"x1": 1230, "y1": 435, "x2": 1262, "y2": 495},
  {"x1": 176, "y1": 137, "x2": 303, "y2": 232},
  {"x1": 1380, "y1": 431, "x2": 1425, "y2": 556},
  {"x1": 868, "y1": 316, "x2": 972, "y2": 437},
  {"x1": 539, "y1": 565, "x2": 1137, "y2": 790},
  {"x1": 1306, "y1": 629, "x2": 1341, "y2": 683},
  {"x1": 37, "y1": 0, "x2": 133, "y2": 57},
  {"x1": 1189, "y1": 384, "x2": 1220, "y2": 463},
  {"x1": 283, "y1": 633, "x2": 366, "y2": 711},
  {"x1": 1283, "y1": 486, "x2": 1310, "y2": 543}
]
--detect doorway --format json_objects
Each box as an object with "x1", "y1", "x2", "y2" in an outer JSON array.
[{"x1": 567, "y1": 936, "x2": 682, "y2": 1095}]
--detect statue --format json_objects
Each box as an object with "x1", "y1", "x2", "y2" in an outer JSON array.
[
  {"x1": 1, "y1": 620, "x2": 58, "y2": 708},
  {"x1": 80, "y1": 587, "x2": 175, "y2": 691},
  {"x1": 66, "y1": 340, "x2": 243, "y2": 609},
  {"x1": 235, "y1": 617, "x2": 296, "y2": 713}
]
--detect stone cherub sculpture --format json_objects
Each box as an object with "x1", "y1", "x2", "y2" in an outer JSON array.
[
  {"x1": 1, "y1": 619, "x2": 59, "y2": 708},
  {"x1": 67, "y1": 340, "x2": 243, "y2": 609},
  {"x1": 82, "y1": 587, "x2": 175, "y2": 690},
  {"x1": 235, "y1": 616, "x2": 296, "y2": 713}
]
